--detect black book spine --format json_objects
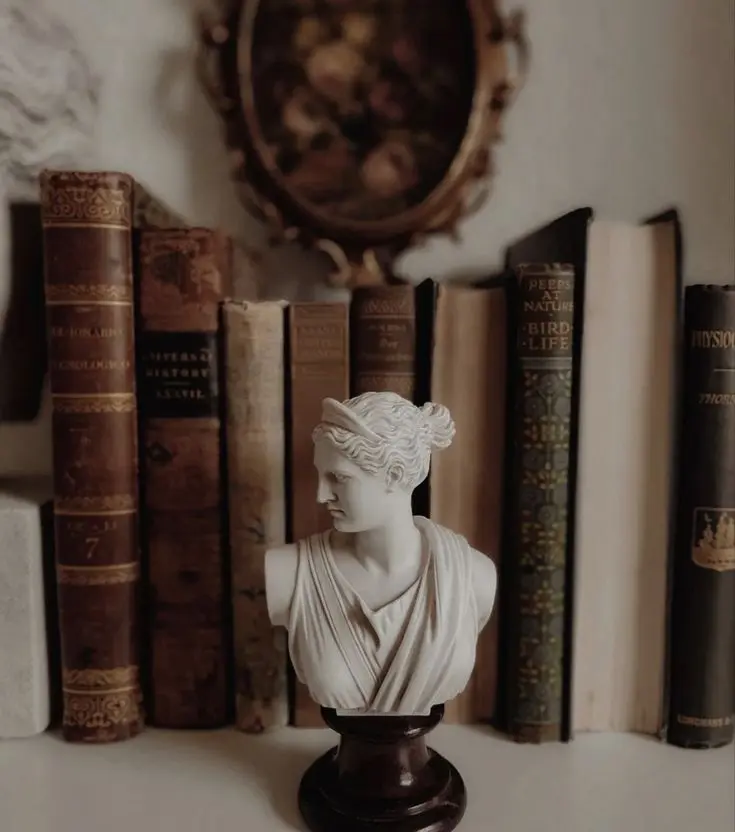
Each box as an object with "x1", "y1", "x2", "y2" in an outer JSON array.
[{"x1": 667, "y1": 284, "x2": 735, "y2": 749}]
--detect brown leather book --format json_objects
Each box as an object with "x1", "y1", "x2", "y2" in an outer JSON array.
[
  {"x1": 666, "y1": 284, "x2": 735, "y2": 749},
  {"x1": 287, "y1": 302, "x2": 350, "y2": 726},
  {"x1": 350, "y1": 284, "x2": 417, "y2": 400},
  {"x1": 350, "y1": 281, "x2": 434, "y2": 516},
  {"x1": 502, "y1": 262, "x2": 576, "y2": 743},
  {"x1": 222, "y1": 299, "x2": 289, "y2": 732},
  {"x1": 428, "y1": 280, "x2": 508, "y2": 724},
  {"x1": 136, "y1": 227, "x2": 233, "y2": 728},
  {"x1": 40, "y1": 170, "x2": 144, "y2": 743}
]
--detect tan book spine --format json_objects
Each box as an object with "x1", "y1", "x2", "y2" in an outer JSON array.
[
  {"x1": 429, "y1": 283, "x2": 507, "y2": 724},
  {"x1": 287, "y1": 302, "x2": 350, "y2": 726},
  {"x1": 137, "y1": 227, "x2": 232, "y2": 728},
  {"x1": 222, "y1": 299, "x2": 288, "y2": 732},
  {"x1": 40, "y1": 169, "x2": 143, "y2": 743}
]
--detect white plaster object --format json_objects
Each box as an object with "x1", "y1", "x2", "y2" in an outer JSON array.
[
  {"x1": 0, "y1": 0, "x2": 99, "y2": 200},
  {"x1": 265, "y1": 391, "x2": 497, "y2": 716},
  {"x1": 0, "y1": 480, "x2": 52, "y2": 738},
  {"x1": 0, "y1": 0, "x2": 99, "y2": 479}
]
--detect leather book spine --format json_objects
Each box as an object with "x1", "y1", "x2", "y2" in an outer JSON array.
[
  {"x1": 287, "y1": 302, "x2": 350, "y2": 726},
  {"x1": 666, "y1": 284, "x2": 735, "y2": 749},
  {"x1": 350, "y1": 283, "x2": 429, "y2": 515},
  {"x1": 222, "y1": 300, "x2": 288, "y2": 732},
  {"x1": 350, "y1": 285, "x2": 416, "y2": 400},
  {"x1": 40, "y1": 170, "x2": 143, "y2": 743},
  {"x1": 503, "y1": 263, "x2": 575, "y2": 743},
  {"x1": 137, "y1": 227, "x2": 232, "y2": 728}
]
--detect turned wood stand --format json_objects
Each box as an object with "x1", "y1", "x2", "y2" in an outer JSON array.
[{"x1": 298, "y1": 704, "x2": 466, "y2": 832}]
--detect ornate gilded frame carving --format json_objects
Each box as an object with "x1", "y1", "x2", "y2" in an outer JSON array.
[{"x1": 197, "y1": 0, "x2": 529, "y2": 287}]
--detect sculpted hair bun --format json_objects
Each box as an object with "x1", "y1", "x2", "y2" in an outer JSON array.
[{"x1": 419, "y1": 402, "x2": 455, "y2": 451}]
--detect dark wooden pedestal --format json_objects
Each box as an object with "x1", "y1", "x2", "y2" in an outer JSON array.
[{"x1": 298, "y1": 704, "x2": 466, "y2": 832}]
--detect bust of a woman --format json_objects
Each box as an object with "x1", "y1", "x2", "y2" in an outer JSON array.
[{"x1": 265, "y1": 391, "x2": 497, "y2": 716}]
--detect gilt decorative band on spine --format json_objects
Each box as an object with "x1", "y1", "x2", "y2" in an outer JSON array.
[{"x1": 40, "y1": 170, "x2": 143, "y2": 743}]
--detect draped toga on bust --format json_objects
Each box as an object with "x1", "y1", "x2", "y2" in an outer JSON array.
[{"x1": 287, "y1": 516, "x2": 479, "y2": 715}]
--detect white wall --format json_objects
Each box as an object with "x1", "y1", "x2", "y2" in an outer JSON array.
[{"x1": 1, "y1": 0, "x2": 733, "y2": 476}]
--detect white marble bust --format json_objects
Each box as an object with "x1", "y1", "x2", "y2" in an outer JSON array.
[{"x1": 265, "y1": 391, "x2": 497, "y2": 716}]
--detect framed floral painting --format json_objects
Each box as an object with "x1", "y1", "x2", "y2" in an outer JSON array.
[{"x1": 198, "y1": 0, "x2": 528, "y2": 286}]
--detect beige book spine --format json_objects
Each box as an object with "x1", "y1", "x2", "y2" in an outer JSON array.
[
  {"x1": 572, "y1": 220, "x2": 678, "y2": 734},
  {"x1": 288, "y1": 302, "x2": 350, "y2": 726},
  {"x1": 429, "y1": 284, "x2": 507, "y2": 724},
  {"x1": 223, "y1": 299, "x2": 288, "y2": 732}
]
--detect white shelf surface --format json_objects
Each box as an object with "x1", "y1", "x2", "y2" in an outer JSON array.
[{"x1": 0, "y1": 724, "x2": 732, "y2": 832}]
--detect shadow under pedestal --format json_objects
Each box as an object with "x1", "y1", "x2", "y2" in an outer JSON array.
[{"x1": 298, "y1": 704, "x2": 466, "y2": 832}]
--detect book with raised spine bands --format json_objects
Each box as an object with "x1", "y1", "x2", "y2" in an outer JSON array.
[
  {"x1": 667, "y1": 284, "x2": 735, "y2": 749},
  {"x1": 222, "y1": 299, "x2": 288, "y2": 732},
  {"x1": 40, "y1": 169, "x2": 143, "y2": 743},
  {"x1": 137, "y1": 227, "x2": 233, "y2": 728}
]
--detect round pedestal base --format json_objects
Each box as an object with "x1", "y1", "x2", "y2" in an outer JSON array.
[{"x1": 297, "y1": 705, "x2": 467, "y2": 832}]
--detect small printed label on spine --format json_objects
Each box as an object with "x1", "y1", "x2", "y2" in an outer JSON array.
[
  {"x1": 690, "y1": 507, "x2": 735, "y2": 572},
  {"x1": 139, "y1": 331, "x2": 219, "y2": 418}
]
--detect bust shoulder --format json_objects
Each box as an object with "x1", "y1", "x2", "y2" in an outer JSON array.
[
  {"x1": 264, "y1": 541, "x2": 300, "y2": 628},
  {"x1": 469, "y1": 548, "x2": 497, "y2": 630},
  {"x1": 417, "y1": 518, "x2": 497, "y2": 632}
]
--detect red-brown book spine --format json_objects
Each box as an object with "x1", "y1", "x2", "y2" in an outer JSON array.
[
  {"x1": 137, "y1": 227, "x2": 233, "y2": 728},
  {"x1": 350, "y1": 285, "x2": 417, "y2": 400},
  {"x1": 40, "y1": 169, "x2": 144, "y2": 743}
]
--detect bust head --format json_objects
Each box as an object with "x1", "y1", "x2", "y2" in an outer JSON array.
[{"x1": 311, "y1": 391, "x2": 455, "y2": 532}]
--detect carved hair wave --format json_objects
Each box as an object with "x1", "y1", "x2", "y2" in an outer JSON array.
[{"x1": 312, "y1": 391, "x2": 455, "y2": 491}]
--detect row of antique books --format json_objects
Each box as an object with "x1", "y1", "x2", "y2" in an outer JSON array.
[{"x1": 23, "y1": 168, "x2": 735, "y2": 749}]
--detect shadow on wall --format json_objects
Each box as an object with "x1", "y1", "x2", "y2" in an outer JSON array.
[{"x1": 0, "y1": 201, "x2": 47, "y2": 423}]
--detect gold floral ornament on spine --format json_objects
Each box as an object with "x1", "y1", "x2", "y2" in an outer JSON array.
[{"x1": 62, "y1": 668, "x2": 143, "y2": 734}]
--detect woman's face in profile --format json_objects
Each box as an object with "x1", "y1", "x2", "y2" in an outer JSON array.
[{"x1": 313, "y1": 436, "x2": 395, "y2": 533}]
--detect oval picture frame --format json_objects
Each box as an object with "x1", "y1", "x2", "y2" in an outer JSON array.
[{"x1": 198, "y1": 0, "x2": 529, "y2": 287}]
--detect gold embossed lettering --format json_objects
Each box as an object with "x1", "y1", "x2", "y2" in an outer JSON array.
[
  {"x1": 523, "y1": 320, "x2": 572, "y2": 352},
  {"x1": 523, "y1": 300, "x2": 574, "y2": 313},
  {"x1": 359, "y1": 298, "x2": 412, "y2": 316},
  {"x1": 676, "y1": 713, "x2": 733, "y2": 727},
  {"x1": 698, "y1": 392, "x2": 735, "y2": 405},
  {"x1": 691, "y1": 329, "x2": 735, "y2": 348},
  {"x1": 526, "y1": 278, "x2": 573, "y2": 293},
  {"x1": 297, "y1": 323, "x2": 344, "y2": 361},
  {"x1": 50, "y1": 326, "x2": 125, "y2": 339},
  {"x1": 156, "y1": 388, "x2": 205, "y2": 400},
  {"x1": 51, "y1": 359, "x2": 131, "y2": 371}
]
